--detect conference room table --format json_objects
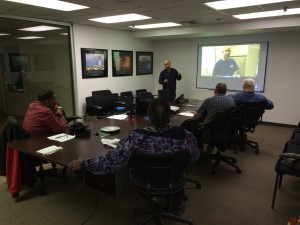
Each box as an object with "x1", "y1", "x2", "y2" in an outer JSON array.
[{"x1": 6, "y1": 99, "x2": 202, "y2": 197}]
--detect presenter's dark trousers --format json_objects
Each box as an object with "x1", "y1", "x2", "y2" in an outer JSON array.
[{"x1": 167, "y1": 90, "x2": 176, "y2": 102}]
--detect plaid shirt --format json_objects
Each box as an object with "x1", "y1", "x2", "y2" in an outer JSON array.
[
  {"x1": 83, "y1": 126, "x2": 199, "y2": 175},
  {"x1": 23, "y1": 101, "x2": 67, "y2": 136},
  {"x1": 197, "y1": 94, "x2": 236, "y2": 122}
]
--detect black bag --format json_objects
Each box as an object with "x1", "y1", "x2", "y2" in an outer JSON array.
[{"x1": 69, "y1": 122, "x2": 91, "y2": 137}]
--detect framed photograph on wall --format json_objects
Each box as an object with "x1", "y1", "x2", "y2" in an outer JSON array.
[
  {"x1": 136, "y1": 52, "x2": 153, "y2": 75},
  {"x1": 8, "y1": 53, "x2": 31, "y2": 72},
  {"x1": 112, "y1": 50, "x2": 133, "y2": 76},
  {"x1": 81, "y1": 48, "x2": 108, "y2": 78}
]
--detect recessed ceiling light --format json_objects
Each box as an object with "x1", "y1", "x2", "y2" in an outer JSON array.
[
  {"x1": 5, "y1": 0, "x2": 88, "y2": 11},
  {"x1": 0, "y1": 33, "x2": 10, "y2": 36},
  {"x1": 60, "y1": 33, "x2": 68, "y2": 36},
  {"x1": 17, "y1": 36, "x2": 45, "y2": 39},
  {"x1": 234, "y1": 8, "x2": 300, "y2": 19},
  {"x1": 205, "y1": 0, "x2": 295, "y2": 10},
  {"x1": 18, "y1": 25, "x2": 62, "y2": 32},
  {"x1": 129, "y1": 22, "x2": 181, "y2": 29},
  {"x1": 89, "y1": 13, "x2": 151, "y2": 24}
]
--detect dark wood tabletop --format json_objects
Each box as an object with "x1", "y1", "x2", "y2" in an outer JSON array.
[{"x1": 7, "y1": 99, "x2": 202, "y2": 167}]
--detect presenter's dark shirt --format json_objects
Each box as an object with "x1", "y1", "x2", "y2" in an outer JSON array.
[
  {"x1": 212, "y1": 58, "x2": 239, "y2": 76},
  {"x1": 159, "y1": 68, "x2": 181, "y2": 91}
]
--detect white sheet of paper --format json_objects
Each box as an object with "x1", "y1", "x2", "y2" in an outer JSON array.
[
  {"x1": 47, "y1": 133, "x2": 75, "y2": 142},
  {"x1": 101, "y1": 138, "x2": 120, "y2": 148},
  {"x1": 37, "y1": 145, "x2": 63, "y2": 155},
  {"x1": 170, "y1": 106, "x2": 179, "y2": 111},
  {"x1": 107, "y1": 114, "x2": 128, "y2": 120},
  {"x1": 178, "y1": 112, "x2": 194, "y2": 117}
]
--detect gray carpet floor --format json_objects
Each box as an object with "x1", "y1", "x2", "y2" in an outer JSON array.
[{"x1": 1, "y1": 124, "x2": 299, "y2": 225}]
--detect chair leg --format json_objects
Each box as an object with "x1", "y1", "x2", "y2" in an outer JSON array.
[
  {"x1": 278, "y1": 174, "x2": 283, "y2": 188},
  {"x1": 272, "y1": 174, "x2": 280, "y2": 208},
  {"x1": 161, "y1": 212, "x2": 193, "y2": 225},
  {"x1": 247, "y1": 140, "x2": 259, "y2": 154},
  {"x1": 187, "y1": 178, "x2": 201, "y2": 189}
]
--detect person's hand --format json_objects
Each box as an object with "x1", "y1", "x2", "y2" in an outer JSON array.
[
  {"x1": 178, "y1": 72, "x2": 182, "y2": 77},
  {"x1": 163, "y1": 79, "x2": 168, "y2": 84},
  {"x1": 67, "y1": 160, "x2": 83, "y2": 174}
]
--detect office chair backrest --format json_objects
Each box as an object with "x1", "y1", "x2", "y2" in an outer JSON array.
[
  {"x1": 92, "y1": 90, "x2": 114, "y2": 111},
  {"x1": 129, "y1": 151, "x2": 188, "y2": 189},
  {"x1": 136, "y1": 89, "x2": 147, "y2": 98},
  {"x1": 237, "y1": 101, "x2": 265, "y2": 132},
  {"x1": 291, "y1": 128, "x2": 300, "y2": 142},
  {"x1": 120, "y1": 91, "x2": 134, "y2": 108},
  {"x1": 181, "y1": 115, "x2": 204, "y2": 149},
  {"x1": 210, "y1": 108, "x2": 242, "y2": 150}
]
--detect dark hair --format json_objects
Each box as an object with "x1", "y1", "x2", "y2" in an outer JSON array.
[
  {"x1": 38, "y1": 90, "x2": 55, "y2": 102},
  {"x1": 214, "y1": 83, "x2": 227, "y2": 95},
  {"x1": 147, "y1": 98, "x2": 170, "y2": 131}
]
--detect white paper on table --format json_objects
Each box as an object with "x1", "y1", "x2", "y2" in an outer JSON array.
[
  {"x1": 178, "y1": 112, "x2": 194, "y2": 117},
  {"x1": 107, "y1": 114, "x2": 128, "y2": 120},
  {"x1": 170, "y1": 106, "x2": 179, "y2": 111},
  {"x1": 101, "y1": 138, "x2": 120, "y2": 148},
  {"x1": 37, "y1": 145, "x2": 63, "y2": 155},
  {"x1": 47, "y1": 133, "x2": 76, "y2": 142}
]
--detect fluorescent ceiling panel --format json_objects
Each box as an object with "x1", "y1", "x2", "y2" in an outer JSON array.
[
  {"x1": 18, "y1": 25, "x2": 62, "y2": 32},
  {"x1": 5, "y1": 0, "x2": 88, "y2": 11},
  {"x1": 130, "y1": 22, "x2": 181, "y2": 29},
  {"x1": 205, "y1": 0, "x2": 295, "y2": 10},
  {"x1": 0, "y1": 33, "x2": 10, "y2": 36},
  {"x1": 234, "y1": 8, "x2": 300, "y2": 19},
  {"x1": 17, "y1": 36, "x2": 45, "y2": 39},
  {"x1": 89, "y1": 13, "x2": 151, "y2": 24}
]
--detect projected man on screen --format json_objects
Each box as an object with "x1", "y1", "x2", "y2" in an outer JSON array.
[{"x1": 212, "y1": 46, "x2": 240, "y2": 77}]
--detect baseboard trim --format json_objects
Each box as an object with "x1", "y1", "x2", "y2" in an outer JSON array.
[{"x1": 261, "y1": 121, "x2": 297, "y2": 128}]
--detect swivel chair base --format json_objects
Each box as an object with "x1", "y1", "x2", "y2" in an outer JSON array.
[
  {"x1": 210, "y1": 150, "x2": 242, "y2": 175},
  {"x1": 133, "y1": 206, "x2": 193, "y2": 225}
]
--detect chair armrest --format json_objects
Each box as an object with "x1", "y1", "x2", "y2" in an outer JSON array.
[{"x1": 279, "y1": 152, "x2": 300, "y2": 160}]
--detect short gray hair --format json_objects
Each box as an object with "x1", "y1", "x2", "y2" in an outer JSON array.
[{"x1": 243, "y1": 78, "x2": 255, "y2": 88}]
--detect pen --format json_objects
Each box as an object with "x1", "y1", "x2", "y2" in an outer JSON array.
[{"x1": 55, "y1": 134, "x2": 68, "y2": 139}]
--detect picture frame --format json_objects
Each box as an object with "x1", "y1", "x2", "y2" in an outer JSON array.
[
  {"x1": 112, "y1": 50, "x2": 133, "y2": 76},
  {"x1": 136, "y1": 52, "x2": 153, "y2": 75},
  {"x1": 81, "y1": 48, "x2": 108, "y2": 79},
  {"x1": 8, "y1": 53, "x2": 31, "y2": 72}
]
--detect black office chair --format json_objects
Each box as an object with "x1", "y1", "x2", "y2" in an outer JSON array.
[
  {"x1": 84, "y1": 96, "x2": 102, "y2": 121},
  {"x1": 206, "y1": 108, "x2": 242, "y2": 174},
  {"x1": 237, "y1": 101, "x2": 265, "y2": 154},
  {"x1": 120, "y1": 91, "x2": 135, "y2": 109},
  {"x1": 135, "y1": 91, "x2": 155, "y2": 115},
  {"x1": 128, "y1": 151, "x2": 193, "y2": 225},
  {"x1": 91, "y1": 90, "x2": 116, "y2": 116},
  {"x1": 290, "y1": 128, "x2": 300, "y2": 141},
  {"x1": 271, "y1": 140, "x2": 300, "y2": 208}
]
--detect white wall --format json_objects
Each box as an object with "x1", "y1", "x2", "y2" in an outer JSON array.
[
  {"x1": 72, "y1": 24, "x2": 155, "y2": 116},
  {"x1": 153, "y1": 31, "x2": 300, "y2": 125},
  {"x1": 72, "y1": 24, "x2": 300, "y2": 125}
]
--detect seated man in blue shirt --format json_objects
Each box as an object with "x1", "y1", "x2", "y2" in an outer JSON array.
[{"x1": 228, "y1": 78, "x2": 274, "y2": 109}]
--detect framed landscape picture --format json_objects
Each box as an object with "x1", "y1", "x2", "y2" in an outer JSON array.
[
  {"x1": 81, "y1": 48, "x2": 108, "y2": 78},
  {"x1": 9, "y1": 53, "x2": 31, "y2": 72},
  {"x1": 112, "y1": 50, "x2": 133, "y2": 77},
  {"x1": 136, "y1": 52, "x2": 153, "y2": 75}
]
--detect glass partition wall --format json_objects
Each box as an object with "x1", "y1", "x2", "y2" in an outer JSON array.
[{"x1": 0, "y1": 16, "x2": 74, "y2": 120}]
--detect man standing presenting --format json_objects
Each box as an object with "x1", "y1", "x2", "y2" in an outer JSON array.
[
  {"x1": 159, "y1": 59, "x2": 182, "y2": 101},
  {"x1": 212, "y1": 46, "x2": 239, "y2": 77}
]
